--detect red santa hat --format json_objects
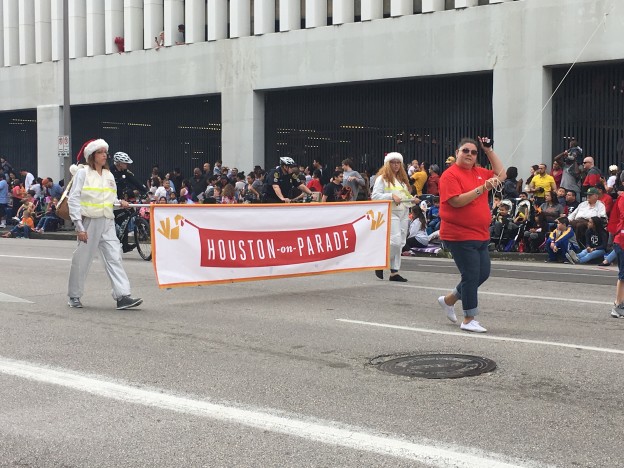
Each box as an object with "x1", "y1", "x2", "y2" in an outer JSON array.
[{"x1": 76, "y1": 138, "x2": 108, "y2": 164}]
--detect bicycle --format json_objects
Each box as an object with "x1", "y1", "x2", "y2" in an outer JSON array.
[{"x1": 115, "y1": 200, "x2": 152, "y2": 261}]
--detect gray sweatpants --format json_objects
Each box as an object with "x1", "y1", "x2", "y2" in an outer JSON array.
[{"x1": 67, "y1": 217, "x2": 131, "y2": 301}]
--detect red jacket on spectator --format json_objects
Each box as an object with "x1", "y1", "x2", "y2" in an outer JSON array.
[{"x1": 601, "y1": 193, "x2": 613, "y2": 217}]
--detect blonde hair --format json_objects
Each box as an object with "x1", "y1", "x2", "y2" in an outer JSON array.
[{"x1": 376, "y1": 160, "x2": 410, "y2": 187}]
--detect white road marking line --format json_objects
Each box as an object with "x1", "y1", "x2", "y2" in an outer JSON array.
[
  {"x1": 0, "y1": 254, "x2": 71, "y2": 262},
  {"x1": 0, "y1": 357, "x2": 547, "y2": 468},
  {"x1": 337, "y1": 319, "x2": 624, "y2": 355},
  {"x1": 0, "y1": 292, "x2": 32, "y2": 303},
  {"x1": 392, "y1": 284, "x2": 612, "y2": 306}
]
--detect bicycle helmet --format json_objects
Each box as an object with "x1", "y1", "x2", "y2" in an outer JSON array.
[
  {"x1": 279, "y1": 156, "x2": 296, "y2": 167},
  {"x1": 113, "y1": 152, "x2": 133, "y2": 164}
]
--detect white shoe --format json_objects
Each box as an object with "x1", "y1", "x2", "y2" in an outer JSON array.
[
  {"x1": 438, "y1": 296, "x2": 457, "y2": 323},
  {"x1": 0, "y1": 223, "x2": 5, "y2": 229},
  {"x1": 460, "y1": 320, "x2": 487, "y2": 333}
]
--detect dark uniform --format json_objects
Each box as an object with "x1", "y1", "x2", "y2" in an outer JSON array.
[
  {"x1": 110, "y1": 164, "x2": 148, "y2": 252},
  {"x1": 263, "y1": 167, "x2": 303, "y2": 203},
  {"x1": 110, "y1": 165, "x2": 148, "y2": 200}
]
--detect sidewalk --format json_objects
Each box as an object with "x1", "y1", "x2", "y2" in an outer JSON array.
[{"x1": 0, "y1": 226, "x2": 77, "y2": 241}]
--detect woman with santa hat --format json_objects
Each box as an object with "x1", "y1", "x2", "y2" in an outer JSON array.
[
  {"x1": 67, "y1": 138, "x2": 142, "y2": 310},
  {"x1": 371, "y1": 152, "x2": 420, "y2": 282}
]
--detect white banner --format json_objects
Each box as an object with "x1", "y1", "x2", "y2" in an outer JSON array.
[{"x1": 151, "y1": 202, "x2": 392, "y2": 288}]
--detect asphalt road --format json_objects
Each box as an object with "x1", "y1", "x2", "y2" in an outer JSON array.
[{"x1": 0, "y1": 238, "x2": 621, "y2": 468}]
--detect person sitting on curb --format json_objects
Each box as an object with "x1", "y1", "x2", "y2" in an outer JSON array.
[
  {"x1": 567, "y1": 216, "x2": 608, "y2": 264},
  {"x1": 568, "y1": 187, "x2": 606, "y2": 249},
  {"x1": 3, "y1": 210, "x2": 34, "y2": 238},
  {"x1": 545, "y1": 217, "x2": 578, "y2": 263}
]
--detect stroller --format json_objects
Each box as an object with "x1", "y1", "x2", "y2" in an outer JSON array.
[
  {"x1": 490, "y1": 199, "x2": 520, "y2": 251},
  {"x1": 510, "y1": 199, "x2": 533, "y2": 251}
]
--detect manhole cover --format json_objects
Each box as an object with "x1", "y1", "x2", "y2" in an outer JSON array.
[{"x1": 375, "y1": 354, "x2": 496, "y2": 379}]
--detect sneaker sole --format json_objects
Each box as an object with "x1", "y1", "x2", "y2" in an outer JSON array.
[
  {"x1": 460, "y1": 326, "x2": 487, "y2": 333},
  {"x1": 610, "y1": 310, "x2": 624, "y2": 319},
  {"x1": 117, "y1": 298, "x2": 143, "y2": 310},
  {"x1": 67, "y1": 302, "x2": 83, "y2": 308}
]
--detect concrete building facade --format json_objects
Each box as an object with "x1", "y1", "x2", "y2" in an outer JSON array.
[{"x1": 0, "y1": 0, "x2": 622, "y2": 182}]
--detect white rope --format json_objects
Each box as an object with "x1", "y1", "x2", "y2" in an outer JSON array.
[{"x1": 506, "y1": 0, "x2": 618, "y2": 164}]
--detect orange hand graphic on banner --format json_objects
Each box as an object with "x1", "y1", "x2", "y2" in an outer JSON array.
[
  {"x1": 157, "y1": 215, "x2": 184, "y2": 240},
  {"x1": 366, "y1": 210, "x2": 385, "y2": 230}
]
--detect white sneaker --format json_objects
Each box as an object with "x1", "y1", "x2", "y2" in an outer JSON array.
[
  {"x1": 0, "y1": 223, "x2": 5, "y2": 228},
  {"x1": 437, "y1": 296, "x2": 457, "y2": 323},
  {"x1": 460, "y1": 320, "x2": 487, "y2": 333}
]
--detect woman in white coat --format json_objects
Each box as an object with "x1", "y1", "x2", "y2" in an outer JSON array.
[
  {"x1": 67, "y1": 139, "x2": 143, "y2": 310},
  {"x1": 371, "y1": 152, "x2": 420, "y2": 281}
]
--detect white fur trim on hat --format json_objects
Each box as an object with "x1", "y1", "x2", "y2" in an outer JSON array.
[
  {"x1": 384, "y1": 152, "x2": 403, "y2": 164},
  {"x1": 83, "y1": 139, "x2": 108, "y2": 159},
  {"x1": 69, "y1": 164, "x2": 85, "y2": 176}
]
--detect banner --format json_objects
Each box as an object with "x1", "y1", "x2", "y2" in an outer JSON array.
[{"x1": 151, "y1": 202, "x2": 392, "y2": 287}]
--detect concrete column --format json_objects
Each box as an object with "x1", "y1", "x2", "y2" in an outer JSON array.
[
  {"x1": 254, "y1": 0, "x2": 275, "y2": 36},
  {"x1": 104, "y1": 0, "x2": 123, "y2": 54},
  {"x1": 19, "y1": 0, "x2": 36, "y2": 64},
  {"x1": 305, "y1": 0, "x2": 326, "y2": 28},
  {"x1": 230, "y1": 0, "x2": 250, "y2": 38},
  {"x1": 492, "y1": 65, "x2": 552, "y2": 179},
  {"x1": 185, "y1": 0, "x2": 206, "y2": 43},
  {"x1": 207, "y1": 0, "x2": 227, "y2": 41},
  {"x1": 279, "y1": 0, "x2": 300, "y2": 32},
  {"x1": 69, "y1": 0, "x2": 87, "y2": 58},
  {"x1": 3, "y1": 0, "x2": 19, "y2": 66},
  {"x1": 0, "y1": 2, "x2": 4, "y2": 65},
  {"x1": 423, "y1": 0, "x2": 445, "y2": 13},
  {"x1": 455, "y1": 0, "x2": 478, "y2": 7},
  {"x1": 51, "y1": 0, "x2": 63, "y2": 60},
  {"x1": 164, "y1": 0, "x2": 184, "y2": 46},
  {"x1": 123, "y1": 0, "x2": 143, "y2": 51},
  {"x1": 390, "y1": 0, "x2": 413, "y2": 17},
  {"x1": 361, "y1": 0, "x2": 383, "y2": 21},
  {"x1": 35, "y1": 0, "x2": 52, "y2": 62},
  {"x1": 37, "y1": 105, "x2": 64, "y2": 183},
  {"x1": 144, "y1": 0, "x2": 163, "y2": 49},
  {"x1": 332, "y1": 0, "x2": 354, "y2": 25},
  {"x1": 86, "y1": 0, "x2": 105, "y2": 56},
  {"x1": 222, "y1": 89, "x2": 265, "y2": 176}
]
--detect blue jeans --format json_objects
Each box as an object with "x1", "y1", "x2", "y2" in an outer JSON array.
[
  {"x1": 605, "y1": 249, "x2": 617, "y2": 264},
  {"x1": 446, "y1": 240, "x2": 491, "y2": 317},
  {"x1": 577, "y1": 248, "x2": 605, "y2": 264},
  {"x1": 615, "y1": 244, "x2": 624, "y2": 281}
]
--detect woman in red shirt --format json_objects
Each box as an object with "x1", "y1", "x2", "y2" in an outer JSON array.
[
  {"x1": 437, "y1": 137, "x2": 505, "y2": 333},
  {"x1": 426, "y1": 164, "x2": 440, "y2": 195},
  {"x1": 611, "y1": 191, "x2": 624, "y2": 317}
]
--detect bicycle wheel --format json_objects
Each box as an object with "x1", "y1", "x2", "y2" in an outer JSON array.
[{"x1": 134, "y1": 217, "x2": 152, "y2": 261}]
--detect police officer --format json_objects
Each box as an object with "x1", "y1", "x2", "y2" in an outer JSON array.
[
  {"x1": 263, "y1": 157, "x2": 313, "y2": 203},
  {"x1": 110, "y1": 152, "x2": 148, "y2": 252}
]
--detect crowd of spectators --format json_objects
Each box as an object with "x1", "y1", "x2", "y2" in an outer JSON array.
[
  {"x1": 0, "y1": 157, "x2": 63, "y2": 237},
  {"x1": 2, "y1": 141, "x2": 621, "y2": 264}
]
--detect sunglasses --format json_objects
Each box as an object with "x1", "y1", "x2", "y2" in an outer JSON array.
[{"x1": 460, "y1": 148, "x2": 478, "y2": 156}]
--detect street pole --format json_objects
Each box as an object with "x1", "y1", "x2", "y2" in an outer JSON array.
[{"x1": 62, "y1": 0, "x2": 71, "y2": 187}]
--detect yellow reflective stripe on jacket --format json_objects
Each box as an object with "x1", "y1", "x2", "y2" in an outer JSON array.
[
  {"x1": 82, "y1": 187, "x2": 116, "y2": 193},
  {"x1": 384, "y1": 182, "x2": 411, "y2": 198}
]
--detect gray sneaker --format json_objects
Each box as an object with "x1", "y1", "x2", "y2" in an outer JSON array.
[
  {"x1": 611, "y1": 303, "x2": 624, "y2": 318},
  {"x1": 68, "y1": 297, "x2": 83, "y2": 308},
  {"x1": 567, "y1": 250, "x2": 579, "y2": 263},
  {"x1": 565, "y1": 252, "x2": 576, "y2": 264},
  {"x1": 116, "y1": 296, "x2": 143, "y2": 310}
]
